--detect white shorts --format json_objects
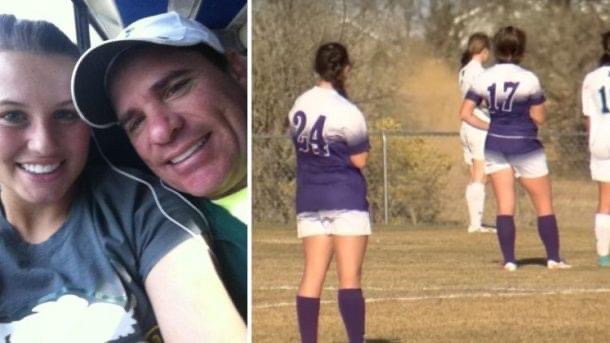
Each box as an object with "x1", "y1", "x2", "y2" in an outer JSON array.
[
  {"x1": 485, "y1": 149, "x2": 548, "y2": 179},
  {"x1": 297, "y1": 210, "x2": 371, "y2": 238},
  {"x1": 591, "y1": 155, "x2": 610, "y2": 182},
  {"x1": 460, "y1": 122, "x2": 487, "y2": 165}
]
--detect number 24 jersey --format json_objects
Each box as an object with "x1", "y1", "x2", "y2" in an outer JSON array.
[{"x1": 288, "y1": 86, "x2": 370, "y2": 213}]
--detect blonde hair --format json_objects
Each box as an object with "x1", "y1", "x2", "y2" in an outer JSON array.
[{"x1": 460, "y1": 33, "x2": 490, "y2": 67}]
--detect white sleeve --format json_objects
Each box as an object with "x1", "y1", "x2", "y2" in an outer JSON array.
[
  {"x1": 527, "y1": 73, "x2": 545, "y2": 105},
  {"x1": 343, "y1": 106, "x2": 369, "y2": 154},
  {"x1": 582, "y1": 74, "x2": 595, "y2": 117}
]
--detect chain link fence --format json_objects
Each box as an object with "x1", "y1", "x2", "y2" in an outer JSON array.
[{"x1": 253, "y1": 131, "x2": 594, "y2": 229}]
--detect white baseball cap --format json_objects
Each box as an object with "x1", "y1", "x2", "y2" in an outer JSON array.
[{"x1": 72, "y1": 11, "x2": 224, "y2": 128}]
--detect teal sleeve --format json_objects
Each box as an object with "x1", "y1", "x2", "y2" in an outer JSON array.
[{"x1": 199, "y1": 198, "x2": 248, "y2": 322}]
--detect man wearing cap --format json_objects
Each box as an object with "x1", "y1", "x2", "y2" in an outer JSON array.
[{"x1": 72, "y1": 12, "x2": 247, "y2": 322}]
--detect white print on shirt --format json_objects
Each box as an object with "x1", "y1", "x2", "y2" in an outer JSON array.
[{"x1": 0, "y1": 294, "x2": 137, "y2": 343}]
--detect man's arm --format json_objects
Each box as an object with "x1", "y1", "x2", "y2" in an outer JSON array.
[{"x1": 145, "y1": 237, "x2": 246, "y2": 342}]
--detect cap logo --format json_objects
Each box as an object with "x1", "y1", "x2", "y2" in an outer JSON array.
[{"x1": 123, "y1": 27, "x2": 134, "y2": 38}]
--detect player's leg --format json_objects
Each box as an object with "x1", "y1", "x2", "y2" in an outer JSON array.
[
  {"x1": 595, "y1": 182, "x2": 610, "y2": 266},
  {"x1": 296, "y1": 214, "x2": 335, "y2": 343},
  {"x1": 591, "y1": 157, "x2": 610, "y2": 266},
  {"x1": 334, "y1": 235, "x2": 368, "y2": 343},
  {"x1": 519, "y1": 175, "x2": 563, "y2": 265},
  {"x1": 298, "y1": 235, "x2": 334, "y2": 296},
  {"x1": 331, "y1": 210, "x2": 370, "y2": 343},
  {"x1": 466, "y1": 158, "x2": 492, "y2": 232},
  {"x1": 489, "y1": 167, "x2": 517, "y2": 269},
  {"x1": 462, "y1": 124, "x2": 490, "y2": 233},
  {"x1": 513, "y1": 150, "x2": 569, "y2": 269},
  {"x1": 487, "y1": 151, "x2": 517, "y2": 269}
]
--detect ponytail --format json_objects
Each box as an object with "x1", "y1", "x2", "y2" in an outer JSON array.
[
  {"x1": 461, "y1": 32, "x2": 490, "y2": 67},
  {"x1": 315, "y1": 42, "x2": 351, "y2": 99},
  {"x1": 599, "y1": 31, "x2": 610, "y2": 66}
]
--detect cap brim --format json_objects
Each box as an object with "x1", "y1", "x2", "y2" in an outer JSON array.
[
  {"x1": 72, "y1": 39, "x2": 146, "y2": 128},
  {"x1": 72, "y1": 37, "x2": 203, "y2": 129}
]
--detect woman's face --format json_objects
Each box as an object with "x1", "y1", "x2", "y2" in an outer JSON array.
[
  {"x1": 481, "y1": 48, "x2": 491, "y2": 63},
  {"x1": 0, "y1": 52, "x2": 90, "y2": 206}
]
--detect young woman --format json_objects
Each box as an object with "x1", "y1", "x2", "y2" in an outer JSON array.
[
  {"x1": 459, "y1": 26, "x2": 570, "y2": 271},
  {"x1": 0, "y1": 15, "x2": 245, "y2": 342},
  {"x1": 288, "y1": 42, "x2": 370, "y2": 343},
  {"x1": 458, "y1": 32, "x2": 495, "y2": 234},
  {"x1": 582, "y1": 31, "x2": 610, "y2": 267}
]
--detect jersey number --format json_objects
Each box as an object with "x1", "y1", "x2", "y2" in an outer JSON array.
[
  {"x1": 598, "y1": 86, "x2": 610, "y2": 114},
  {"x1": 487, "y1": 82, "x2": 520, "y2": 112},
  {"x1": 293, "y1": 111, "x2": 330, "y2": 157}
]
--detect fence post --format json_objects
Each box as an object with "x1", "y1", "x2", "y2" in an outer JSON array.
[{"x1": 382, "y1": 131, "x2": 388, "y2": 224}]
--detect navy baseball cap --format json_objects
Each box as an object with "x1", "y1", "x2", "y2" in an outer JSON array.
[{"x1": 72, "y1": 11, "x2": 224, "y2": 128}]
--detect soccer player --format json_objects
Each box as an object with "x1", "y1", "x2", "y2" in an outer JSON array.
[
  {"x1": 458, "y1": 33, "x2": 496, "y2": 234},
  {"x1": 459, "y1": 26, "x2": 571, "y2": 271},
  {"x1": 289, "y1": 42, "x2": 370, "y2": 343},
  {"x1": 582, "y1": 31, "x2": 610, "y2": 267}
]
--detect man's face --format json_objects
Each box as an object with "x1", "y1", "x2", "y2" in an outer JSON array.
[{"x1": 109, "y1": 46, "x2": 246, "y2": 199}]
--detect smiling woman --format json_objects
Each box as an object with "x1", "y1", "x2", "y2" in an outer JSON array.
[
  {"x1": 0, "y1": 14, "x2": 245, "y2": 343},
  {"x1": 0, "y1": 17, "x2": 86, "y2": 242}
]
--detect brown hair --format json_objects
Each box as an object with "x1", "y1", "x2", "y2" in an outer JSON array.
[
  {"x1": 314, "y1": 42, "x2": 351, "y2": 98},
  {"x1": 599, "y1": 31, "x2": 610, "y2": 66},
  {"x1": 460, "y1": 33, "x2": 490, "y2": 67},
  {"x1": 0, "y1": 14, "x2": 79, "y2": 59},
  {"x1": 493, "y1": 26, "x2": 526, "y2": 64}
]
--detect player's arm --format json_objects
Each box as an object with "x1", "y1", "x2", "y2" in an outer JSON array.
[
  {"x1": 584, "y1": 116, "x2": 590, "y2": 133},
  {"x1": 529, "y1": 103, "x2": 545, "y2": 127},
  {"x1": 350, "y1": 151, "x2": 368, "y2": 169},
  {"x1": 459, "y1": 99, "x2": 489, "y2": 130},
  {"x1": 145, "y1": 237, "x2": 246, "y2": 342},
  {"x1": 582, "y1": 76, "x2": 592, "y2": 134}
]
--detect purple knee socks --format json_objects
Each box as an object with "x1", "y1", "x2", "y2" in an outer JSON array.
[
  {"x1": 496, "y1": 215, "x2": 516, "y2": 264},
  {"x1": 296, "y1": 296, "x2": 320, "y2": 343},
  {"x1": 537, "y1": 214, "x2": 560, "y2": 262},
  {"x1": 338, "y1": 288, "x2": 365, "y2": 343}
]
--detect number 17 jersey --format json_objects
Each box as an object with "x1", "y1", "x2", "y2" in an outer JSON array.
[
  {"x1": 465, "y1": 63, "x2": 546, "y2": 155},
  {"x1": 288, "y1": 86, "x2": 370, "y2": 214}
]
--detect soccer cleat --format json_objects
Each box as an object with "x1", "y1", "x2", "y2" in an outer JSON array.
[
  {"x1": 503, "y1": 262, "x2": 517, "y2": 271},
  {"x1": 547, "y1": 260, "x2": 572, "y2": 270},
  {"x1": 598, "y1": 255, "x2": 610, "y2": 267},
  {"x1": 481, "y1": 225, "x2": 497, "y2": 233},
  {"x1": 467, "y1": 226, "x2": 480, "y2": 233},
  {"x1": 468, "y1": 226, "x2": 496, "y2": 233}
]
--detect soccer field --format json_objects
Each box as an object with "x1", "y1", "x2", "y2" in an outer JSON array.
[{"x1": 253, "y1": 223, "x2": 610, "y2": 342}]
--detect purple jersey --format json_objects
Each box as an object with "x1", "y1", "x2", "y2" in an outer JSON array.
[
  {"x1": 465, "y1": 63, "x2": 545, "y2": 155},
  {"x1": 288, "y1": 87, "x2": 369, "y2": 213}
]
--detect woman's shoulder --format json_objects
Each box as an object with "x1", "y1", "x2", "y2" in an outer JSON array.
[
  {"x1": 79, "y1": 165, "x2": 192, "y2": 213},
  {"x1": 79, "y1": 164, "x2": 209, "y2": 238},
  {"x1": 294, "y1": 86, "x2": 358, "y2": 112},
  {"x1": 82, "y1": 165, "x2": 158, "y2": 192},
  {"x1": 461, "y1": 60, "x2": 484, "y2": 74},
  {"x1": 294, "y1": 86, "x2": 320, "y2": 101},
  {"x1": 585, "y1": 65, "x2": 610, "y2": 81}
]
